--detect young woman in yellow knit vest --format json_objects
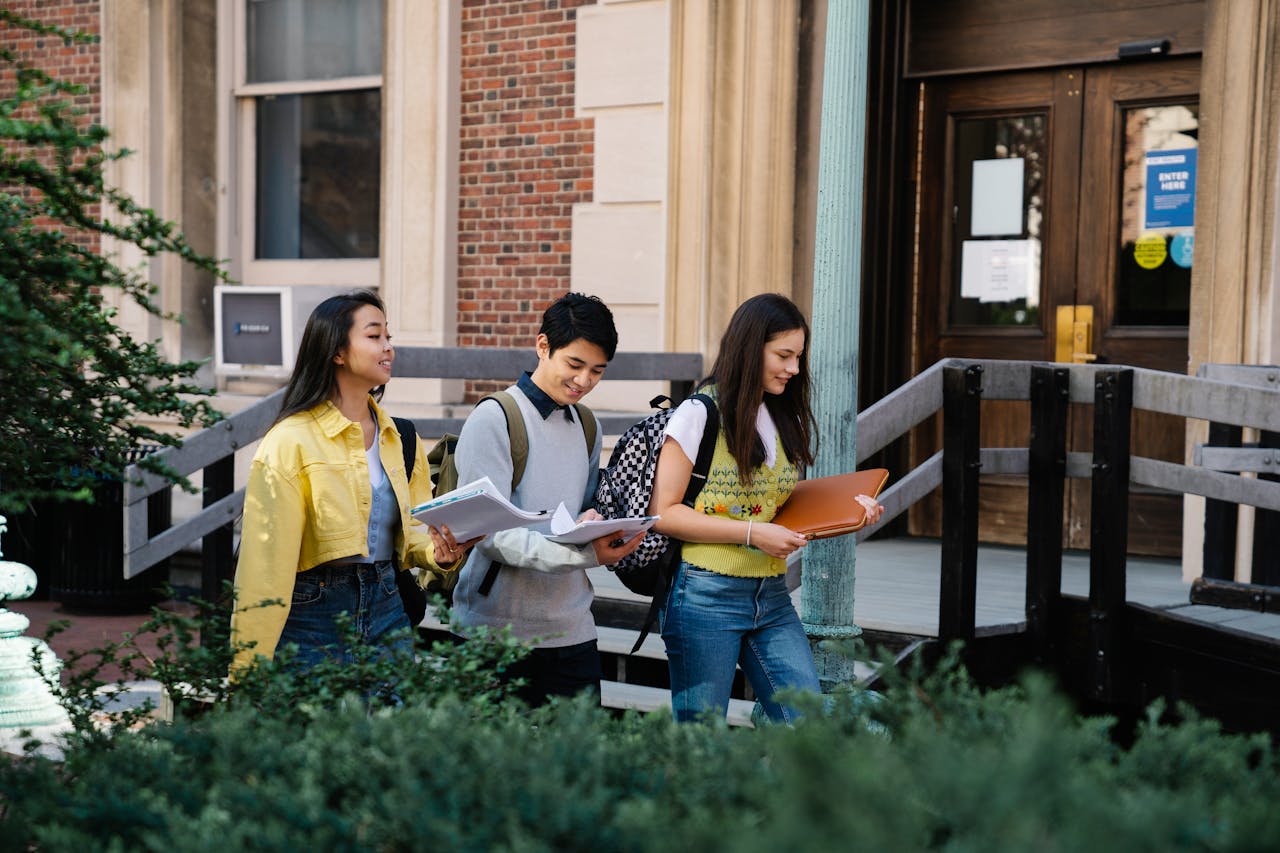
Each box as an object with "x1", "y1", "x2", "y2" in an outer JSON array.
[{"x1": 648, "y1": 293, "x2": 884, "y2": 723}]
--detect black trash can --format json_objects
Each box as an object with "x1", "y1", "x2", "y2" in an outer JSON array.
[
  {"x1": 2, "y1": 497, "x2": 57, "y2": 600},
  {"x1": 45, "y1": 446, "x2": 172, "y2": 613}
]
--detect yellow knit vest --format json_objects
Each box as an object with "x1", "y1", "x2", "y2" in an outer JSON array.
[{"x1": 682, "y1": 423, "x2": 800, "y2": 577}]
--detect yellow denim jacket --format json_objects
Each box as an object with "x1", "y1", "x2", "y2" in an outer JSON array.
[{"x1": 230, "y1": 397, "x2": 450, "y2": 674}]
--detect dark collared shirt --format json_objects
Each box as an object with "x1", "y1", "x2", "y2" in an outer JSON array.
[{"x1": 517, "y1": 371, "x2": 574, "y2": 421}]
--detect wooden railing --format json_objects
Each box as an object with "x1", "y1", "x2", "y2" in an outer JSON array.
[
  {"x1": 120, "y1": 347, "x2": 703, "y2": 597},
  {"x1": 855, "y1": 359, "x2": 1280, "y2": 720},
  {"x1": 123, "y1": 354, "x2": 1280, "y2": 644},
  {"x1": 119, "y1": 353, "x2": 1280, "y2": 730}
]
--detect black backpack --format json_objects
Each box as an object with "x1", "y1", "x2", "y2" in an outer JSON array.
[{"x1": 593, "y1": 393, "x2": 719, "y2": 650}]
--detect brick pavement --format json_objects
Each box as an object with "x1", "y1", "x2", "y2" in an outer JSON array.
[{"x1": 6, "y1": 599, "x2": 188, "y2": 684}]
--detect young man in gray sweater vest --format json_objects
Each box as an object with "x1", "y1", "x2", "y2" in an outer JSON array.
[{"x1": 450, "y1": 293, "x2": 644, "y2": 706}]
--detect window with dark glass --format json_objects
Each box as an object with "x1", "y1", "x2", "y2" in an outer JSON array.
[
  {"x1": 949, "y1": 115, "x2": 1046, "y2": 328},
  {"x1": 1114, "y1": 104, "x2": 1198, "y2": 326},
  {"x1": 245, "y1": 0, "x2": 383, "y2": 261}
]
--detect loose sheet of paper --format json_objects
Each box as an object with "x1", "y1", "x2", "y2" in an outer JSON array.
[{"x1": 545, "y1": 503, "x2": 659, "y2": 545}]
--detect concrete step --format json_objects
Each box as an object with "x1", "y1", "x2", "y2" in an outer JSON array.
[
  {"x1": 600, "y1": 680, "x2": 755, "y2": 727},
  {"x1": 421, "y1": 588, "x2": 882, "y2": 726},
  {"x1": 596, "y1": 623, "x2": 666, "y2": 659}
]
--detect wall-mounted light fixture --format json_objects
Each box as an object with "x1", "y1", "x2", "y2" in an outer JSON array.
[{"x1": 1118, "y1": 39, "x2": 1172, "y2": 60}]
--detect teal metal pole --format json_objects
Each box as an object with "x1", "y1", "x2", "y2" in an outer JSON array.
[{"x1": 801, "y1": 0, "x2": 870, "y2": 692}]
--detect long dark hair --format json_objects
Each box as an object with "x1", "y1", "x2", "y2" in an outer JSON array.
[
  {"x1": 705, "y1": 293, "x2": 816, "y2": 484},
  {"x1": 276, "y1": 289, "x2": 386, "y2": 424}
]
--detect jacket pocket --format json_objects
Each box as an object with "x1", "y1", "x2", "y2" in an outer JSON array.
[{"x1": 304, "y1": 461, "x2": 361, "y2": 542}]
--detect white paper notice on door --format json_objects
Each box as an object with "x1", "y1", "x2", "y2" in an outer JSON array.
[
  {"x1": 971, "y1": 158, "x2": 1025, "y2": 236},
  {"x1": 960, "y1": 239, "x2": 1041, "y2": 304}
]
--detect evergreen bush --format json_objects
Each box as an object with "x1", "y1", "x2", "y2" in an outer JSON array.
[{"x1": 3, "y1": 607, "x2": 1279, "y2": 851}]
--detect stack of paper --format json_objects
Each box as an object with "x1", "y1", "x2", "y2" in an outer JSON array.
[{"x1": 411, "y1": 476, "x2": 658, "y2": 544}]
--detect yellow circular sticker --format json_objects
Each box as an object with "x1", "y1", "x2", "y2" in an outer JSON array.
[{"x1": 1134, "y1": 231, "x2": 1168, "y2": 270}]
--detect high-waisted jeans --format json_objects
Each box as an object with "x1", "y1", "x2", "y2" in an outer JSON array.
[
  {"x1": 276, "y1": 560, "x2": 412, "y2": 670},
  {"x1": 661, "y1": 561, "x2": 820, "y2": 724}
]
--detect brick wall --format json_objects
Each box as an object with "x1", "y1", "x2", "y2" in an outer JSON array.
[
  {"x1": 1, "y1": 1, "x2": 102, "y2": 248},
  {"x1": 457, "y1": 0, "x2": 596, "y2": 394},
  {"x1": 2, "y1": 1, "x2": 100, "y2": 107}
]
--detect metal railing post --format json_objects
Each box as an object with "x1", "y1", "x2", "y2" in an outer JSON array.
[
  {"x1": 1252, "y1": 429, "x2": 1280, "y2": 585},
  {"x1": 1026, "y1": 365, "x2": 1069, "y2": 660},
  {"x1": 940, "y1": 363, "x2": 982, "y2": 642},
  {"x1": 201, "y1": 455, "x2": 236, "y2": 603},
  {"x1": 1203, "y1": 420, "x2": 1242, "y2": 581},
  {"x1": 1089, "y1": 368, "x2": 1132, "y2": 702},
  {"x1": 800, "y1": 0, "x2": 871, "y2": 692}
]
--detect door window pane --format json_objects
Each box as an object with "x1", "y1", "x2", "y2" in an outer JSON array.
[
  {"x1": 1115, "y1": 104, "x2": 1198, "y2": 326},
  {"x1": 254, "y1": 90, "x2": 381, "y2": 259},
  {"x1": 950, "y1": 115, "x2": 1045, "y2": 327},
  {"x1": 248, "y1": 0, "x2": 383, "y2": 84}
]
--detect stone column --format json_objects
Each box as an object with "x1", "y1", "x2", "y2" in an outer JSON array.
[{"x1": 666, "y1": 0, "x2": 802, "y2": 363}]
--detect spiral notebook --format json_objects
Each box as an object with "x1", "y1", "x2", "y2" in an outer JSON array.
[{"x1": 771, "y1": 468, "x2": 890, "y2": 540}]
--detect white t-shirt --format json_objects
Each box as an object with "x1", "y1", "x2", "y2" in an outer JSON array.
[
  {"x1": 366, "y1": 440, "x2": 386, "y2": 488},
  {"x1": 663, "y1": 396, "x2": 779, "y2": 468}
]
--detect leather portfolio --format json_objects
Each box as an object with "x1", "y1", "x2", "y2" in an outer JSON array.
[{"x1": 771, "y1": 468, "x2": 890, "y2": 539}]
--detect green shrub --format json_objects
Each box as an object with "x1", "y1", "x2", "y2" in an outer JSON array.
[
  {"x1": 0, "y1": 9, "x2": 226, "y2": 512},
  {"x1": 3, "y1": 611, "x2": 1280, "y2": 851}
]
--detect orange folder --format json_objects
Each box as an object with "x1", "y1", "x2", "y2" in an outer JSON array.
[{"x1": 771, "y1": 468, "x2": 890, "y2": 539}]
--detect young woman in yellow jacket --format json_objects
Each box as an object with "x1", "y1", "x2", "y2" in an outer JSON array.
[{"x1": 230, "y1": 290, "x2": 470, "y2": 676}]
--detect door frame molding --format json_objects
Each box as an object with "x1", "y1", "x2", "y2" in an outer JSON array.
[{"x1": 1183, "y1": 0, "x2": 1280, "y2": 579}]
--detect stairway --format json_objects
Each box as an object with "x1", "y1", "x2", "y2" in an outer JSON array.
[{"x1": 418, "y1": 566, "x2": 884, "y2": 727}]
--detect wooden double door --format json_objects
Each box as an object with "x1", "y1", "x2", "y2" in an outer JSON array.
[{"x1": 913, "y1": 57, "x2": 1200, "y2": 556}]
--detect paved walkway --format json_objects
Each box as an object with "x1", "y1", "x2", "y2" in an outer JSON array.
[
  {"x1": 7, "y1": 598, "x2": 180, "y2": 684},
  {"x1": 2, "y1": 600, "x2": 172, "y2": 756}
]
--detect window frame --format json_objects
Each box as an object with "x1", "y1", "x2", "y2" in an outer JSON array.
[{"x1": 228, "y1": 0, "x2": 383, "y2": 286}]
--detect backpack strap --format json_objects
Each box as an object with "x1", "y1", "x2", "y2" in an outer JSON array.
[
  {"x1": 631, "y1": 392, "x2": 719, "y2": 654},
  {"x1": 574, "y1": 403, "x2": 598, "y2": 456},
  {"x1": 391, "y1": 416, "x2": 417, "y2": 478},
  {"x1": 481, "y1": 392, "x2": 530, "y2": 492},
  {"x1": 682, "y1": 393, "x2": 718, "y2": 506},
  {"x1": 390, "y1": 416, "x2": 428, "y2": 628},
  {"x1": 476, "y1": 392, "x2": 597, "y2": 597}
]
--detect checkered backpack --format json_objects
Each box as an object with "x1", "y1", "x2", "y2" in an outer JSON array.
[{"x1": 593, "y1": 392, "x2": 719, "y2": 649}]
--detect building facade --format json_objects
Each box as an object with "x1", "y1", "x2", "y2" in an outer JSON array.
[
  {"x1": 14, "y1": 0, "x2": 807, "y2": 416},
  {"x1": 8, "y1": 0, "x2": 1280, "y2": 576}
]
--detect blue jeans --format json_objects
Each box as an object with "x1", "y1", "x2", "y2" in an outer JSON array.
[
  {"x1": 276, "y1": 560, "x2": 412, "y2": 671},
  {"x1": 661, "y1": 562, "x2": 820, "y2": 724}
]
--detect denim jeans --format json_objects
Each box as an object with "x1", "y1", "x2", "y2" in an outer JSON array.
[
  {"x1": 276, "y1": 560, "x2": 412, "y2": 671},
  {"x1": 662, "y1": 561, "x2": 820, "y2": 724}
]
